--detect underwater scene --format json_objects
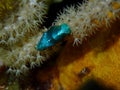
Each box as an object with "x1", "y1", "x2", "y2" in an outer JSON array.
[{"x1": 0, "y1": 0, "x2": 120, "y2": 90}]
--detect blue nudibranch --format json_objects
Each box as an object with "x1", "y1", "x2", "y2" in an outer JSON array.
[{"x1": 36, "y1": 23, "x2": 71, "y2": 50}]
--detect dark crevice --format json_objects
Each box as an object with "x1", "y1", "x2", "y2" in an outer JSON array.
[
  {"x1": 43, "y1": 0, "x2": 84, "y2": 28},
  {"x1": 79, "y1": 78, "x2": 115, "y2": 90}
]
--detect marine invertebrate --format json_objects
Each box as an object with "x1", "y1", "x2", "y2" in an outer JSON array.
[
  {"x1": 0, "y1": 0, "x2": 68, "y2": 76},
  {"x1": 36, "y1": 23, "x2": 71, "y2": 50},
  {"x1": 0, "y1": 0, "x2": 46, "y2": 47},
  {"x1": 0, "y1": 0, "x2": 50, "y2": 76}
]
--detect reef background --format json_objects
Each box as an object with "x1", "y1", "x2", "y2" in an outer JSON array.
[{"x1": 0, "y1": 0, "x2": 120, "y2": 90}]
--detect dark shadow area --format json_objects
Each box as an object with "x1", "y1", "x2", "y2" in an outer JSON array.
[
  {"x1": 78, "y1": 78, "x2": 115, "y2": 90},
  {"x1": 44, "y1": 0, "x2": 84, "y2": 27}
]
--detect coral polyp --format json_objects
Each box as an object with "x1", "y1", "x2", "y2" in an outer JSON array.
[
  {"x1": 0, "y1": 0, "x2": 46, "y2": 47},
  {"x1": 0, "y1": 0, "x2": 49, "y2": 76}
]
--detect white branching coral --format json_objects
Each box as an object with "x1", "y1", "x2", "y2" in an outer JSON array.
[
  {"x1": 54, "y1": 0, "x2": 120, "y2": 45},
  {"x1": 0, "y1": 0, "x2": 50, "y2": 76},
  {"x1": 0, "y1": 0, "x2": 46, "y2": 47},
  {"x1": 6, "y1": 31, "x2": 58, "y2": 76}
]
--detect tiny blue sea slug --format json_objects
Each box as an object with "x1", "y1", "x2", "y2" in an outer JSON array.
[{"x1": 36, "y1": 23, "x2": 71, "y2": 50}]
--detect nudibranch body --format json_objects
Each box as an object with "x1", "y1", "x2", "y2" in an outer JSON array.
[{"x1": 36, "y1": 23, "x2": 71, "y2": 50}]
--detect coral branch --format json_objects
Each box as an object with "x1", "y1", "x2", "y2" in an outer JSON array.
[
  {"x1": 0, "y1": 0, "x2": 46, "y2": 47},
  {"x1": 54, "y1": 0, "x2": 120, "y2": 45}
]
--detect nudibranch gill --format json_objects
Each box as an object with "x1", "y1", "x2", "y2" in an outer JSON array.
[{"x1": 36, "y1": 23, "x2": 71, "y2": 50}]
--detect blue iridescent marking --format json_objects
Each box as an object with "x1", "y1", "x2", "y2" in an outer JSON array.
[{"x1": 36, "y1": 23, "x2": 71, "y2": 50}]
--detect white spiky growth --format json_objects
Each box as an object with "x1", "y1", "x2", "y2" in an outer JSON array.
[
  {"x1": 54, "y1": 0, "x2": 120, "y2": 46},
  {"x1": 0, "y1": 0, "x2": 46, "y2": 47},
  {"x1": 0, "y1": 0, "x2": 51, "y2": 76},
  {"x1": 5, "y1": 31, "x2": 59, "y2": 76}
]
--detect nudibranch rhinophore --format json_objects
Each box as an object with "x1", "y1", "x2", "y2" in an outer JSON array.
[{"x1": 36, "y1": 23, "x2": 71, "y2": 50}]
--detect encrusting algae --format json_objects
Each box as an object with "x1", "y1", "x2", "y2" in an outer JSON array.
[{"x1": 0, "y1": 0, "x2": 120, "y2": 90}]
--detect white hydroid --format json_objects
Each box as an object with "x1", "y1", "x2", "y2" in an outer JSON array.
[
  {"x1": 0, "y1": 0, "x2": 46, "y2": 47},
  {"x1": 54, "y1": 0, "x2": 120, "y2": 45}
]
